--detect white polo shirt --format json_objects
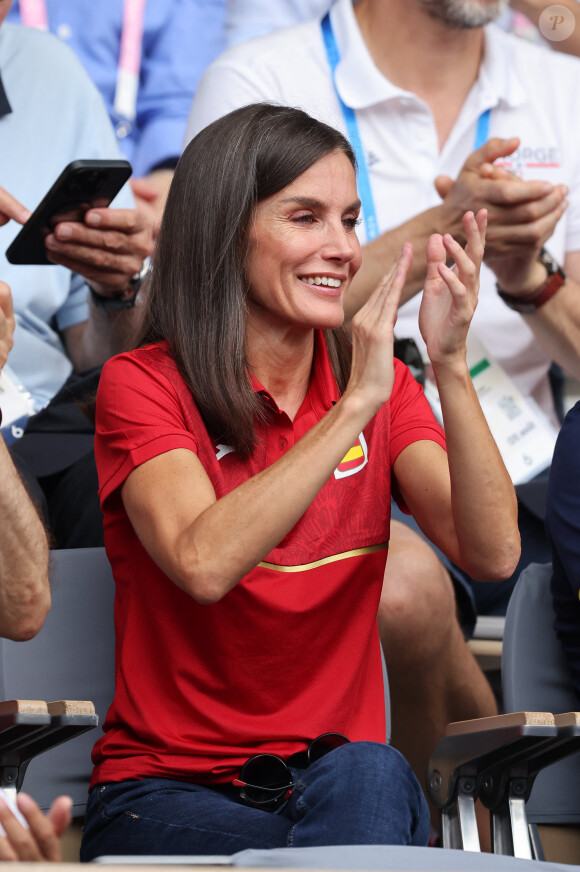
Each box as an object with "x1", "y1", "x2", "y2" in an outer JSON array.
[{"x1": 186, "y1": 0, "x2": 580, "y2": 417}]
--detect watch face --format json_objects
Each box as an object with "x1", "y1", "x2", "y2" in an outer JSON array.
[{"x1": 538, "y1": 247, "x2": 559, "y2": 276}]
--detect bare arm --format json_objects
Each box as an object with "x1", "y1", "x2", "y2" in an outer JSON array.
[
  {"x1": 345, "y1": 204, "x2": 447, "y2": 317},
  {"x1": 394, "y1": 213, "x2": 520, "y2": 580},
  {"x1": 62, "y1": 299, "x2": 143, "y2": 373},
  {"x1": 121, "y1": 215, "x2": 519, "y2": 604},
  {"x1": 131, "y1": 169, "x2": 174, "y2": 239},
  {"x1": 345, "y1": 137, "x2": 567, "y2": 320},
  {"x1": 512, "y1": 255, "x2": 580, "y2": 382},
  {"x1": 0, "y1": 282, "x2": 50, "y2": 640},
  {"x1": 46, "y1": 206, "x2": 153, "y2": 370},
  {"x1": 0, "y1": 438, "x2": 50, "y2": 641},
  {"x1": 122, "y1": 251, "x2": 413, "y2": 604},
  {"x1": 474, "y1": 161, "x2": 580, "y2": 379},
  {"x1": 0, "y1": 184, "x2": 153, "y2": 371}
]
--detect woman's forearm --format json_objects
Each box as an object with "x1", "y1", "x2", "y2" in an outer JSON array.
[
  {"x1": 126, "y1": 389, "x2": 377, "y2": 605},
  {"x1": 125, "y1": 248, "x2": 415, "y2": 604},
  {"x1": 433, "y1": 357, "x2": 520, "y2": 580}
]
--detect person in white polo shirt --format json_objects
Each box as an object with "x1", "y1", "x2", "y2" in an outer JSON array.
[{"x1": 185, "y1": 0, "x2": 580, "y2": 806}]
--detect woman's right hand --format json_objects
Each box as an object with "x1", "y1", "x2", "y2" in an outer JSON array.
[
  {"x1": 345, "y1": 243, "x2": 413, "y2": 413},
  {"x1": 0, "y1": 282, "x2": 15, "y2": 375}
]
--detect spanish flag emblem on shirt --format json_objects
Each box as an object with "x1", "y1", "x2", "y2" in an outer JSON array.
[{"x1": 334, "y1": 433, "x2": 368, "y2": 480}]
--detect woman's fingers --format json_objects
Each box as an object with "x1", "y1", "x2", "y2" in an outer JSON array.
[
  {"x1": 441, "y1": 210, "x2": 485, "y2": 295},
  {"x1": 442, "y1": 232, "x2": 476, "y2": 284},
  {"x1": 348, "y1": 243, "x2": 414, "y2": 409},
  {"x1": 367, "y1": 242, "x2": 413, "y2": 317},
  {"x1": 436, "y1": 261, "x2": 470, "y2": 304}
]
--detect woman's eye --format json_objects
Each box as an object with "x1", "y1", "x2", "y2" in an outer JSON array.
[
  {"x1": 293, "y1": 214, "x2": 315, "y2": 223},
  {"x1": 343, "y1": 217, "x2": 362, "y2": 230}
]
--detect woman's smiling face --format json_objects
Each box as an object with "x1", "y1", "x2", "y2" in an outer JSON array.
[{"x1": 245, "y1": 149, "x2": 362, "y2": 335}]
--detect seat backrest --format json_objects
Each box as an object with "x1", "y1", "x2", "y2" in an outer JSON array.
[
  {"x1": 502, "y1": 561, "x2": 580, "y2": 824},
  {"x1": 0, "y1": 547, "x2": 116, "y2": 816}
]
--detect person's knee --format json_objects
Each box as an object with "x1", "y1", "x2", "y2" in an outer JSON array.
[
  {"x1": 297, "y1": 742, "x2": 429, "y2": 846},
  {"x1": 379, "y1": 521, "x2": 457, "y2": 645},
  {"x1": 325, "y1": 741, "x2": 419, "y2": 792}
]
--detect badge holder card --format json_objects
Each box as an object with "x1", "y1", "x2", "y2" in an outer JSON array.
[
  {"x1": 423, "y1": 333, "x2": 558, "y2": 487},
  {"x1": 0, "y1": 366, "x2": 36, "y2": 445}
]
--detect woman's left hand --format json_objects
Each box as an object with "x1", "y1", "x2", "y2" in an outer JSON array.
[{"x1": 418, "y1": 209, "x2": 487, "y2": 367}]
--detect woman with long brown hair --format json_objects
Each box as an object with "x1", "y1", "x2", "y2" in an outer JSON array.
[{"x1": 80, "y1": 103, "x2": 519, "y2": 859}]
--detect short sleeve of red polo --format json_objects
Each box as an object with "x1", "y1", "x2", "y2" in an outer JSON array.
[
  {"x1": 389, "y1": 359, "x2": 446, "y2": 461},
  {"x1": 388, "y1": 360, "x2": 446, "y2": 514},
  {"x1": 95, "y1": 344, "x2": 199, "y2": 509}
]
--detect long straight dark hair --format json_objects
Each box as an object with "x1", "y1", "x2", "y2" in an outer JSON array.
[{"x1": 138, "y1": 103, "x2": 356, "y2": 457}]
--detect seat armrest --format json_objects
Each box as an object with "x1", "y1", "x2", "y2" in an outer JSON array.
[
  {"x1": 0, "y1": 699, "x2": 98, "y2": 792},
  {"x1": 428, "y1": 712, "x2": 557, "y2": 810}
]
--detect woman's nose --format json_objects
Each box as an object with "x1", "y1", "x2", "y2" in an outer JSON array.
[{"x1": 322, "y1": 221, "x2": 357, "y2": 262}]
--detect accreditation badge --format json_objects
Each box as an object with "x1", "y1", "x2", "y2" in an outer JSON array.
[{"x1": 424, "y1": 334, "x2": 558, "y2": 486}]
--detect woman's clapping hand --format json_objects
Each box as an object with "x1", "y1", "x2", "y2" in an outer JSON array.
[
  {"x1": 345, "y1": 242, "x2": 413, "y2": 412},
  {"x1": 419, "y1": 209, "x2": 487, "y2": 368}
]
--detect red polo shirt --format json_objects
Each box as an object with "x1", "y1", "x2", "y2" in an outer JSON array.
[{"x1": 91, "y1": 333, "x2": 445, "y2": 787}]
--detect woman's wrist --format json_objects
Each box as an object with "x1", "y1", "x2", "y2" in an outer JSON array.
[
  {"x1": 340, "y1": 378, "x2": 393, "y2": 424},
  {"x1": 336, "y1": 387, "x2": 380, "y2": 429},
  {"x1": 430, "y1": 353, "x2": 472, "y2": 393}
]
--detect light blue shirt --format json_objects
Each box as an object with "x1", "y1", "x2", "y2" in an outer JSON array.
[
  {"x1": 0, "y1": 23, "x2": 133, "y2": 409},
  {"x1": 7, "y1": 0, "x2": 227, "y2": 177}
]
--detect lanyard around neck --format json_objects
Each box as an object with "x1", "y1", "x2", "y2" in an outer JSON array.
[
  {"x1": 321, "y1": 11, "x2": 491, "y2": 241},
  {"x1": 114, "y1": 0, "x2": 146, "y2": 138},
  {"x1": 18, "y1": 0, "x2": 47, "y2": 28},
  {"x1": 321, "y1": 11, "x2": 378, "y2": 241},
  {"x1": 19, "y1": 0, "x2": 146, "y2": 138}
]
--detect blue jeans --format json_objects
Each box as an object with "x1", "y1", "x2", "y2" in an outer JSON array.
[{"x1": 80, "y1": 742, "x2": 429, "y2": 859}]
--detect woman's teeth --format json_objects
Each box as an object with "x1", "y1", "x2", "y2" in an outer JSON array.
[{"x1": 301, "y1": 276, "x2": 342, "y2": 287}]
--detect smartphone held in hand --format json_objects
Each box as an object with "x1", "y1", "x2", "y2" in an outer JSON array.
[{"x1": 6, "y1": 159, "x2": 132, "y2": 265}]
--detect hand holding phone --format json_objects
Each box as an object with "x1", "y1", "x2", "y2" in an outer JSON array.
[{"x1": 6, "y1": 159, "x2": 132, "y2": 265}]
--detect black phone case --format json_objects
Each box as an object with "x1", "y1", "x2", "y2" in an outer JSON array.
[{"x1": 6, "y1": 159, "x2": 132, "y2": 265}]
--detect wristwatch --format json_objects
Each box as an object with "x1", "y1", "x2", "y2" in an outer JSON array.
[
  {"x1": 89, "y1": 256, "x2": 152, "y2": 312},
  {"x1": 497, "y1": 248, "x2": 566, "y2": 314}
]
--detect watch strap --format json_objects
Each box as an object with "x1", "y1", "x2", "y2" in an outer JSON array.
[
  {"x1": 89, "y1": 256, "x2": 151, "y2": 312},
  {"x1": 497, "y1": 248, "x2": 566, "y2": 314},
  {"x1": 497, "y1": 271, "x2": 566, "y2": 314}
]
